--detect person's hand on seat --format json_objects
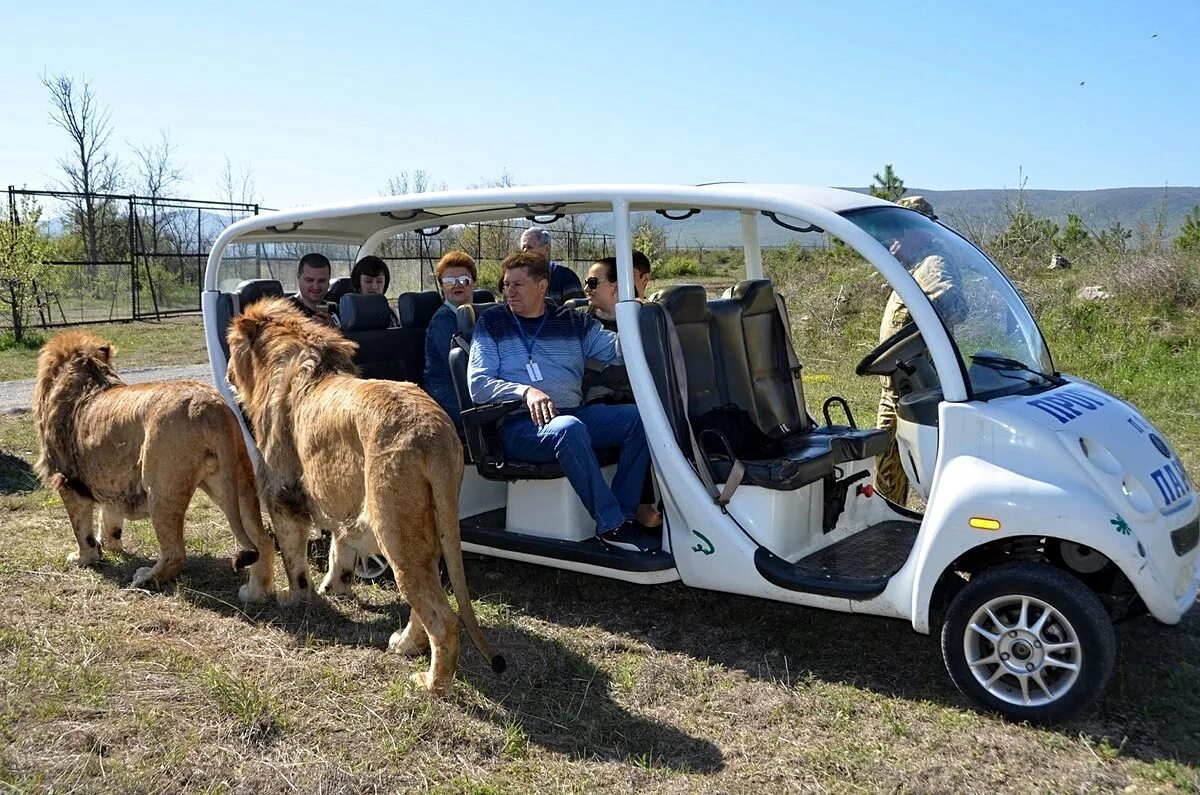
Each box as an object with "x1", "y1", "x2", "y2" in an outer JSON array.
[{"x1": 524, "y1": 386, "x2": 558, "y2": 427}]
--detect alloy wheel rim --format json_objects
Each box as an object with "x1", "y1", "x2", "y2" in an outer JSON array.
[{"x1": 963, "y1": 594, "x2": 1082, "y2": 707}]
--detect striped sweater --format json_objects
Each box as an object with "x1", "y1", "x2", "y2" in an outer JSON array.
[{"x1": 467, "y1": 301, "x2": 620, "y2": 408}]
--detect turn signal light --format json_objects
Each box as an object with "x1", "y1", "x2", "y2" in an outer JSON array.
[{"x1": 969, "y1": 517, "x2": 1002, "y2": 531}]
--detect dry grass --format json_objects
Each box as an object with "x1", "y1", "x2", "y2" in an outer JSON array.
[{"x1": 1, "y1": 412, "x2": 1197, "y2": 793}]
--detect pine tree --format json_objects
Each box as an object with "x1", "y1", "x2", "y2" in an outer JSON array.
[
  {"x1": 1174, "y1": 205, "x2": 1200, "y2": 252},
  {"x1": 869, "y1": 164, "x2": 906, "y2": 202}
]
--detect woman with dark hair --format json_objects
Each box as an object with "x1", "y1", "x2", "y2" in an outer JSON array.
[
  {"x1": 581, "y1": 251, "x2": 652, "y2": 331},
  {"x1": 423, "y1": 251, "x2": 479, "y2": 430},
  {"x1": 350, "y1": 255, "x2": 399, "y2": 325}
]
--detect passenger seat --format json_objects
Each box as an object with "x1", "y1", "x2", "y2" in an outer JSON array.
[{"x1": 339, "y1": 293, "x2": 407, "y2": 381}]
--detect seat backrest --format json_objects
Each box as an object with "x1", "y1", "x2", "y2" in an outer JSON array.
[
  {"x1": 563, "y1": 297, "x2": 589, "y2": 310},
  {"x1": 656, "y1": 284, "x2": 722, "y2": 420},
  {"x1": 395, "y1": 290, "x2": 443, "y2": 387},
  {"x1": 397, "y1": 290, "x2": 442, "y2": 329},
  {"x1": 338, "y1": 293, "x2": 407, "y2": 382},
  {"x1": 327, "y1": 277, "x2": 354, "y2": 304},
  {"x1": 235, "y1": 278, "x2": 284, "y2": 309},
  {"x1": 473, "y1": 288, "x2": 496, "y2": 304},
  {"x1": 720, "y1": 279, "x2": 810, "y2": 434},
  {"x1": 214, "y1": 292, "x2": 235, "y2": 361},
  {"x1": 454, "y1": 302, "x2": 500, "y2": 345}
]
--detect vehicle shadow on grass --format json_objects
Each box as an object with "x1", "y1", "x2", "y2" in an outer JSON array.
[
  {"x1": 463, "y1": 555, "x2": 1200, "y2": 768},
  {"x1": 93, "y1": 550, "x2": 725, "y2": 774}
]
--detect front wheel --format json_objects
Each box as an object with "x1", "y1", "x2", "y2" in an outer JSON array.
[{"x1": 941, "y1": 563, "x2": 1115, "y2": 724}]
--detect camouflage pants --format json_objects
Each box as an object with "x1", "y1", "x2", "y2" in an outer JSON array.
[{"x1": 875, "y1": 377, "x2": 909, "y2": 505}]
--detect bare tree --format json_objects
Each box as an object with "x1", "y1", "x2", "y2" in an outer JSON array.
[
  {"x1": 217, "y1": 157, "x2": 257, "y2": 226},
  {"x1": 384, "y1": 169, "x2": 446, "y2": 196},
  {"x1": 132, "y1": 130, "x2": 186, "y2": 247},
  {"x1": 41, "y1": 72, "x2": 123, "y2": 276}
]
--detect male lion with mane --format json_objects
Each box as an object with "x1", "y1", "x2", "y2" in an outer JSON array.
[
  {"x1": 33, "y1": 331, "x2": 273, "y2": 600},
  {"x1": 225, "y1": 297, "x2": 504, "y2": 694}
]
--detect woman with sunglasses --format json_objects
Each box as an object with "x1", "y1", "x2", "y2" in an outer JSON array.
[
  {"x1": 581, "y1": 251, "x2": 652, "y2": 331},
  {"x1": 423, "y1": 250, "x2": 479, "y2": 431}
]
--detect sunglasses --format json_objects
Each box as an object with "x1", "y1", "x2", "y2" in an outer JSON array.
[
  {"x1": 440, "y1": 275, "x2": 473, "y2": 287},
  {"x1": 584, "y1": 276, "x2": 613, "y2": 290}
]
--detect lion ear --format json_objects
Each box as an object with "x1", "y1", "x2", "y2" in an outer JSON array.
[
  {"x1": 97, "y1": 344, "x2": 114, "y2": 363},
  {"x1": 230, "y1": 314, "x2": 262, "y2": 346}
]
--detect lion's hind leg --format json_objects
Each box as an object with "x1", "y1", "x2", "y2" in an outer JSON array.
[
  {"x1": 199, "y1": 458, "x2": 275, "y2": 603},
  {"x1": 99, "y1": 503, "x2": 125, "y2": 553},
  {"x1": 57, "y1": 480, "x2": 100, "y2": 567},
  {"x1": 375, "y1": 507, "x2": 459, "y2": 695},
  {"x1": 131, "y1": 490, "x2": 189, "y2": 590},
  {"x1": 318, "y1": 524, "x2": 359, "y2": 598}
]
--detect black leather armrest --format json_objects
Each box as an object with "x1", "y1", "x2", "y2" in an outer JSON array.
[
  {"x1": 461, "y1": 400, "x2": 527, "y2": 428},
  {"x1": 460, "y1": 400, "x2": 527, "y2": 464}
]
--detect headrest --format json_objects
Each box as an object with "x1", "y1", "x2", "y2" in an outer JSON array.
[
  {"x1": 728, "y1": 279, "x2": 778, "y2": 316},
  {"x1": 563, "y1": 297, "x2": 589, "y2": 310},
  {"x1": 339, "y1": 293, "x2": 392, "y2": 331},
  {"x1": 473, "y1": 288, "x2": 496, "y2": 304},
  {"x1": 655, "y1": 284, "x2": 709, "y2": 325},
  {"x1": 397, "y1": 290, "x2": 442, "y2": 329},
  {"x1": 456, "y1": 302, "x2": 500, "y2": 342},
  {"x1": 234, "y1": 279, "x2": 283, "y2": 309},
  {"x1": 327, "y1": 277, "x2": 355, "y2": 304}
]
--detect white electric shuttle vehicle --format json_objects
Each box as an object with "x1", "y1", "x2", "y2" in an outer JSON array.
[{"x1": 201, "y1": 184, "x2": 1199, "y2": 723}]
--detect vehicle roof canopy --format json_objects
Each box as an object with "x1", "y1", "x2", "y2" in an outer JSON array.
[{"x1": 216, "y1": 183, "x2": 892, "y2": 247}]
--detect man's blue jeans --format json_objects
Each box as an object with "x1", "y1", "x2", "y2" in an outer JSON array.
[{"x1": 500, "y1": 403, "x2": 649, "y2": 533}]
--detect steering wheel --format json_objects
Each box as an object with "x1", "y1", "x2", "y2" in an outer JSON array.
[{"x1": 855, "y1": 321, "x2": 927, "y2": 377}]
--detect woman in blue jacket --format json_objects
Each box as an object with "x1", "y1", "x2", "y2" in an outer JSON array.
[{"x1": 422, "y1": 251, "x2": 478, "y2": 431}]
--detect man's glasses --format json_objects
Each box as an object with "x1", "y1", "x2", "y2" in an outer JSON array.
[
  {"x1": 584, "y1": 276, "x2": 612, "y2": 290},
  {"x1": 440, "y1": 275, "x2": 473, "y2": 287}
]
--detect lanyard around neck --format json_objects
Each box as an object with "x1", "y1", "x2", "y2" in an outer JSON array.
[{"x1": 510, "y1": 306, "x2": 549, "y2": 361}]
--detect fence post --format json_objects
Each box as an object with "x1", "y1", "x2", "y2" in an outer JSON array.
[{"x1": 128, "y1": 196, "x2": 138, "y2": 319}]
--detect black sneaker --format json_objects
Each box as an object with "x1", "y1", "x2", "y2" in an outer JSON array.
[{"x1": 597, "y1": 521, "x2": 652, "y2": 552}]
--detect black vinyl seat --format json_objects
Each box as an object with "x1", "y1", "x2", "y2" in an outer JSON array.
[
  {"x1": 338, "y1": 293, "x2": 407, "y2": 381},
  {"x1": 396, "y1": 290, "x2": 443, "y2": 386},
  {"x1": 643, "y1": 283, "x2": 838, "y2": 491},
  {"x1": 449, "y1": 302, "x2": 619, "y2": 481}
]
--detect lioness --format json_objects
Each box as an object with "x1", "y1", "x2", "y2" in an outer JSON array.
[
  {"x1": 33, "y1": 331, "x2": 273, "y2": 600},
  {"x1": 224, "y1": 297, "x2": 504, "y2": 694}
]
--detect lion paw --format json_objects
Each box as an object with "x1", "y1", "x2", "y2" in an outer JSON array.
[
  {"x1": 67, "y1": 549, "x2": 100, "y2": 567},
  {"x1": 318, "y1": 573, "x2": 354, "y2": 598},
  {"x1": 409, "y1": 671, "x2": 445, "y2": 695},
  {"x1": 388, "y1": 627, "x2": 430, "y2": 657},
  {"x1": 276, "y1": 587, "x2": 316, "y2": 608},
  {"x1": 130, "y1": 567, "x2": 157, "y2": 589},
  {"x1": 238, "y1": 581, "x2": 271, "y2": 604}
]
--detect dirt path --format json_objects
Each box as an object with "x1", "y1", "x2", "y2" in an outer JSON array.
[{"x1": 0, "y1": 363, "x2": 213, "y2": 414}]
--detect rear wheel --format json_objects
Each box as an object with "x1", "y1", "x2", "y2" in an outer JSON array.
[{"x1": 941, "y1": 563, "x2": 1115, "y2": 724}]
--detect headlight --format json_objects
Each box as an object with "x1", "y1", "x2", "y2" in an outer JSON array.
[{"x1": 1079, "y1": 436, "x2": 1121, "y2": 476}]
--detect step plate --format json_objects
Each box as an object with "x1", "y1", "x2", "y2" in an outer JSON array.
[{"x1": 755, "y1": 520, "x2": 920, "y2": 599}]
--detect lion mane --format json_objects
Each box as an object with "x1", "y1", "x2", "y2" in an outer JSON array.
[
  {"x1": 225, "y1": 297, "x2": 504, "y2": 693},
  {"x1": 32, "y1": 330, "x2": 273, "y2": 600}
]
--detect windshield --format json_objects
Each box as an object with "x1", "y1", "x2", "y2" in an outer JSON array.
[{"x1": 844, "y1": 207, "x2": 1056, "y2": 399}]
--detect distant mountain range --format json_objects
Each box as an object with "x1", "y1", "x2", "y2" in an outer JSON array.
[{"x1": 638, "y1": 186, "x2": 1200, "y2": 247}]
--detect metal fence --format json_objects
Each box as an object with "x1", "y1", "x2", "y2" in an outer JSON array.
[{"x1": 3, "y1": 186, "x2": 619, "y2": 331}]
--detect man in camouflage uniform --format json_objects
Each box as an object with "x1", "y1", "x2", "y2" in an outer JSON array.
[{"x1": 875, "y1": 196, "x2": 969, "y2": 504}]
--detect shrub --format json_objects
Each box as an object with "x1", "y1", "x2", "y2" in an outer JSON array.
[{"x1": 662, "y1": 256, "x2": 699, "y2": 278}]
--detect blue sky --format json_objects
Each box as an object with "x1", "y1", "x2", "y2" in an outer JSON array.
[{"x1": 2, "y1": 1, "x2": 1197, "y2": 208}]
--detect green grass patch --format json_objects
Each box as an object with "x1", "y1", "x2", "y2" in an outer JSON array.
[{"x1": 0, "y1": 315, "x2": 208, "y2": 382}]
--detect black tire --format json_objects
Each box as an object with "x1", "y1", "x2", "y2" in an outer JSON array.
[{"x1": 941, "y1": 562, "x2": 1116, "y2": 725}]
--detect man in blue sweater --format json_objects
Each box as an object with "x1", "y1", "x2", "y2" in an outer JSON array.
[{"x1": 467, "y1": 251, "x2": 652, "y2": 552}]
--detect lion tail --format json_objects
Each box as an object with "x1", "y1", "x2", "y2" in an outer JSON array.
[
  {"x1": 211, "y1": 410, "x2": 261, "y2": 572},
  {"x1": 431, "y1": 465, "x2": 506, "y2": 675}
]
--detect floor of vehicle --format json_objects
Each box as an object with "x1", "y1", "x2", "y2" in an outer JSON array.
[
  {"x1": 754, "y1": 520, "x2": 921, "y2": 600},
  {"x1": 460, "y1": 509, "x2": 676, "y2": 573}
]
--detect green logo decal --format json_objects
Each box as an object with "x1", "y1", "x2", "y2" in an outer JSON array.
[
  {"x1": 1110, "y1": 514, "x2": 1132, "y2": 535},
  {"x1": 690, "y1": 530, "x2": 714, "y2": 555}
]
